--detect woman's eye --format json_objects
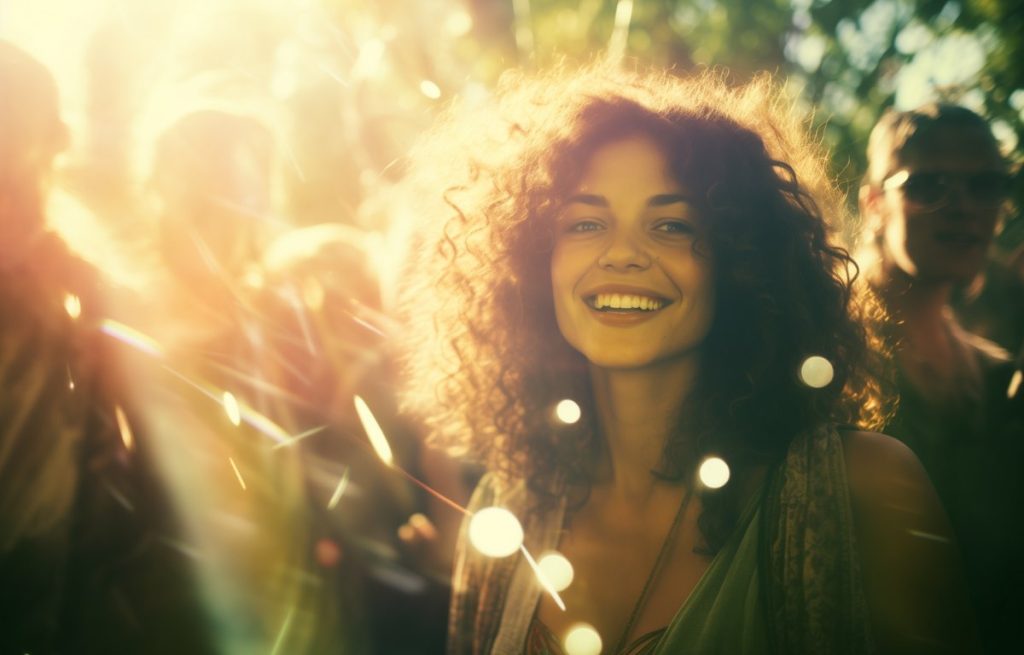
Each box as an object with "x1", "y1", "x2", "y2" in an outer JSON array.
[
  {"x1": 653, "y1": 220, "x2": 694, "y2": 235},
  {"x1": 567, "y1": 220, "x2": 603, "y2": 233}
]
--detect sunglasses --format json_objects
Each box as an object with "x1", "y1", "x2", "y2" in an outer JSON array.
[{"x1": 882, "y1": 169, "x2": 1012, "y2": 209}]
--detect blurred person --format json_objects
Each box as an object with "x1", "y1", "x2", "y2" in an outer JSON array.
[
  {"x1": 93, "y1": 105, "x2": 352, "y2": 653},
  {"x1": 261, "y1": 223, "x2": 465, "y2": 654},
  {"x1": 0, "y1": 38, "x2": 95, "y2": 652},
  {"x1": 402, "y1": 65, "x2": 975, "y2": 655},
  {"x1": 859, "y1": 103, "x2": 1024, "y2": 652},
  {"x1": 0, "y1": 40, "x2": 220, "y2": 654}
]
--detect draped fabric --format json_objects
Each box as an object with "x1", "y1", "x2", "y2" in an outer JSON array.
[{"x1": 448, "y1": 426, "x2": 875, "y2": 655}]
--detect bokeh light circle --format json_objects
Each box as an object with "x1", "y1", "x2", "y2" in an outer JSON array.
[
  {"x1": 555, "y1": 399, "x2": 582, "y2": 424},
  {"x1": 698, "y1": 456, "x2": 731, "y2": 489},
  {"x1": 563, "y1": 623, "x2": 602, "y2": 655},
  {"x1": 799, "y1": 355, "x2": 834, "y2": 388},
  {"x1": 537, "y1": 551, "x2": 575, "y2": 592},
  {"x1": 468, "y1": 507, "x2": 523, "y2": 558}
]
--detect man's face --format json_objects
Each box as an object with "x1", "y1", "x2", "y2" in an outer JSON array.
[{"x1": 864, "y1": 126, "x2": 1008, "y2": 285}]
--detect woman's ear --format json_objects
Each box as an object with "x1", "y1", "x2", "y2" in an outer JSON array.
[
  {"x1": 858, "y1": 184, "x2": 887, "y2": 245},
  {"x1": 857, "y1": 183, "x2": 881, "y2": 221}
]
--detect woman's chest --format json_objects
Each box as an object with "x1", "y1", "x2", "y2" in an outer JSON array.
[{"x1": 535, "y1": 503, "x2": 710, "y2": 651}]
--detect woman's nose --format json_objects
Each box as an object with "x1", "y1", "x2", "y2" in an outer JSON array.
[{"x1": 597, "y1": 232, "x2": 652, "y2": 270}]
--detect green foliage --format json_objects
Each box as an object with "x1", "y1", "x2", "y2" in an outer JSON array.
[{"x1": 438, "y1": 0, "x2": 1022, "y2": 245}]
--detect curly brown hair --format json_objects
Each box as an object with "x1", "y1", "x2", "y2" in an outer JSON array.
[{"x1": 398, "y1": 64, "x2": 891, "y2": 550}]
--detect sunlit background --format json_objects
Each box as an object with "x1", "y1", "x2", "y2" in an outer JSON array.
[
  {"x1": 2, "y1": 0, "x2": 1021, "y2": 259},
  {"x1": 1, "y1": 1, "x2": 1021, "y2": 653}
]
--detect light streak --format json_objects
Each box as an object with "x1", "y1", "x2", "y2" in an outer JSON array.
[
  {"x1": 345, "y1": 310, "x2": 388, "y2": 338},
  {"x1": 342, "y1": 399, "x2": 564, "y2": 613},
  {"x1": 607, "y1": 0, "x2": 634, "y2": 66},
  {"x1": 114, "y1": 404, "x2": 134, "y2": 451},
  {"x1": 271, "y1": 425, "x2": 327, "y2": 450},
  {"x1": 163, "y1": 366, "x2": 290, "y2": 444},
  {"x1": 1008, "y1": 369, "x2": 1022, "y2": 399},
  {"x1": 101, "y1": 319, "x2": 163, "y2": 357},
  {"x1": 229, "y1": 457, "x2": 247, "y2": 490},
  {"x1": 520, "y1": 544, "x2": 567, "y2": 611},
  {"x1": 223, "y1": 391, "x2": 242, "y2": 426},
  {"x1": 327, "y1": 467, "x2": 351, "y2": 509},
  {"x1": 318, "y1": 61, "x2": 352, "y2": 89},
  {"x1": 270, "y1": 606, "x2": 295, "y2": 655},
  {"x1": 103, "y1": 481, "x2": 134, "y2": 512},
  {"x1": 907, "y1": 529, "x2": 950, "y2": 544},
  {"x1": 354, "y1": 395, "x2": 393, "y2": 466},
  {"x1": 388, "y1": 461, "x2": 470, "y2": 516}
]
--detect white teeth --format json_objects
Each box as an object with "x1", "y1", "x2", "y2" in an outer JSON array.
[{"x1": 592, "y1": 293, "x2": 664, "y2": 311}]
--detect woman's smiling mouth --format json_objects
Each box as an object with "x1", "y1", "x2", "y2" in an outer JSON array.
[{"x1": 585, "y1": 293, "x2": 668, "y2": 312}]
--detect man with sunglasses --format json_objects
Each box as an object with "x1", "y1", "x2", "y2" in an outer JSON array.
[{"x1": 859, "y1": 103, "x2": 1023, "y2": 652}]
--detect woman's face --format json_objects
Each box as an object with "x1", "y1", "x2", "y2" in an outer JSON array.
[
  {"x1": 870, "y1": 126, "x2": 1006, "y2": 285},
  {"x1": 550, "y1": 134, "x2": 715, "y2": 370}
]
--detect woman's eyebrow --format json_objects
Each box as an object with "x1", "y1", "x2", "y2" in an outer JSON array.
[
  {"x1": 647, "y1": 193, "x2": 692, "y2": 207},
  {"x1": 565, "y1": 193, "x2": 692, "y2": 207},
  {"x1": 565, "y1": 193, "x2": 607, "y2": 206}
]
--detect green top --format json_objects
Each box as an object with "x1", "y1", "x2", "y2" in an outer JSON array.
[
  {"x1": 448, "y1": 426, "x2": 875, "y2": 655},
  {"x1": 654, "y1": 491, "x2": 767, "y2": 654},
  {"x1": 524, "y1": 485, "x2": 767, "y2": 655}
]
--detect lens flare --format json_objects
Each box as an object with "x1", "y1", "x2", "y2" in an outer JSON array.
[
  {"x1": 63, "y1": 293, "x2": 81, "y2": 319},
  {"x1": 327, "y1": 467, "x2": 351, "y2": 510},
  {"x1": 698, "y1": 456, "x2": 730, "y2": 489},
  {"x1": 563, "y1": 623, "x2": 602, "y2": 655},
  {"x1": 554, "y1": 399, "x2": 581, "y2": 424},
  {"x1": 229, "y1": 457, "x2": 247, "y2": 490},
  {"x1": 1008, "y1": 369, "x2": 1022, "y2": 399},
  {"x1": 223, "y1": 391, "x2": 242, "y2": 426},
  {"x1": 100, "y1": 319, "x2": 163, "y2": 357},
  {"x1": 419, "y1": 79, "x2": 442, "y2": 99},
  {"x1": 468, "y1": 507, "x2": 523, "y2": 558},
  {"x1": 537, "y1": 551, "x2": 574, "y2": 592},
  {"x1": 114, "y1": 405, "x2": 134, "y2": 451},
  {"x1": 799, "y1": 355, "x2": 834, "y2": 388},
  {"x1": 354, "y1": 395, "x2": 394, "y2": 466},
  {"x1": 444, "y1": 10, "x2": 473, "y2": 36}
]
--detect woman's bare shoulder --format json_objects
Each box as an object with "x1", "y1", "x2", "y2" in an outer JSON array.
[
  {"x1": 839, "y1": 429, "x2": 932, "y2": 505},
  {"x1": 838, "y1": 429, "x2": 979, "y2": 653}
]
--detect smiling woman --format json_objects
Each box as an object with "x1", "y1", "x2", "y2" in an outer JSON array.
[
  {"x1": 398, "y1": 64, "x2": 976, "y2": 654},
  {"x1": 550, "y1": 136, "x2": 714, "y2": 372}
]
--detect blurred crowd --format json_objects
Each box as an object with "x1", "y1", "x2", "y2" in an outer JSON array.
[
  {"x1": 0, "y1": 8, "x2": 1022, "y2": 654},
  {"x1": 0, "y1": 35, "x2": 473, "y2": 654}
]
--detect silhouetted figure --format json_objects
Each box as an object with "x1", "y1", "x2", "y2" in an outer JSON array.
[{"x1": 859, "y1": 103, "x2": 1024, "y2": 652}]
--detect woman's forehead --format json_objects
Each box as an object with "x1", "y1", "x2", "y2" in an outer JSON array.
[
  {"x1": 895, "y1": 125, "x2": 1005, "y2": 170},
  {"x1": 573, "y1": 134, "x2": 688, "y2": 193}
]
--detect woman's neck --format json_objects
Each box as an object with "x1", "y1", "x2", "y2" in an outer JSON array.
[
  {"x1": 588, "y1": 355, "x2": 698, "y2": 502},
  {"x1": 874, "y1": 264, "x2": 959, "y2": 382},
  {"x1": 875, "y1": 263, "x2": 951, "y2": 328}
]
